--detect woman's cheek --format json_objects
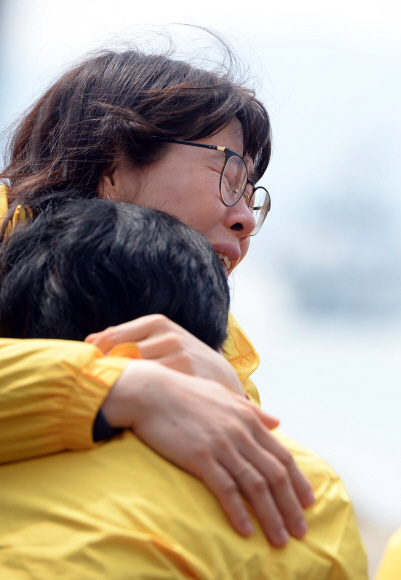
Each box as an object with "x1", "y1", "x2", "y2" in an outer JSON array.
[
  {"x1": 227, "y1": 237, "x2": 250, "y2": 276},
  {"x1": 239, "y1": 237, "x2": 251, "y2": 264}
]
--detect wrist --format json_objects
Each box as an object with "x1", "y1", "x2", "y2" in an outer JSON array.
[
  {"x1": 101, "y1": 359, "x2": 161, "y2": 429},
  {"x1": 93, "y1": 409, "x2": 124, "y2": 441}
]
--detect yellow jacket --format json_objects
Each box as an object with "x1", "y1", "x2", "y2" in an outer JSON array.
[
  {"x1": 374, "y1": 528, "x2": 401, "y2": 580},
  {"x1": 0, "y1": 185, "x2": 367, "y2": 578},
  {"x1": 0, "y1": 333, "x2": 368, "y2": 579}
]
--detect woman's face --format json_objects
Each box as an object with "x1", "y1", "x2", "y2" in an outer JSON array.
[{"x1": 98, "y1": 118, "x2": 256, "y2": 276}]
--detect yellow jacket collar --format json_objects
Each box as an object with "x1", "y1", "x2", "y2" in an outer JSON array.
[
  {"x1": 0, "y1": 184, "x2": 32, "y2": 240},
  {"x1": 0, "y1": 184, "x2": 8, "y2": 218},
  {"x1": 224, "y1": 312, "x2": 260, "y2": 385}
]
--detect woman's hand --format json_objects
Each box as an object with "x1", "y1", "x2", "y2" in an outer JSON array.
[
  {"x1": 102, "y1": 360, "x2": 315, "y2": 547},
  {"x1": 86, "y1": 314, "x2": 245, "y2": 397},
  {"x1": 87, "y1": 315, "x2": 315, "y2": 545}
]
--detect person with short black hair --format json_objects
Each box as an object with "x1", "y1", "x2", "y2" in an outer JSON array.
[
  {"x1": 0, "y1": 193, "x2": 365, "y2": 579},
  {"x1": 0, "y1": 193, "x2": 230, "y2": 351}
]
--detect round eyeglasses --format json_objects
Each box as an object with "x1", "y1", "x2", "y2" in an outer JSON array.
[{"x1": 154, "y1": 137, "x2": 271, "y2": 236}]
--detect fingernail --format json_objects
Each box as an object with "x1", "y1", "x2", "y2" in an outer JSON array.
[{"x1": 277, "y1": 528, "x2": 290, "y2": 545}]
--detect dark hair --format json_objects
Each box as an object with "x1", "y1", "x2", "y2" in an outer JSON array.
[
  {"x1": 0, "y1": 41, "x2": 271, "y2": 218},
  {"x1": 0, "y1": 193, "x2": 230, "y2": 350}
]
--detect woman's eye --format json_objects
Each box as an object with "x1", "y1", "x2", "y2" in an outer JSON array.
[{"x1": 221, "y1": 176, "x2": 237, "y2": 198}]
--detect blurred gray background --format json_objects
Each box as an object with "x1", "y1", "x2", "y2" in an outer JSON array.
[{"x1": 1, "y1": 1, "x2": 400, "y2": 576}]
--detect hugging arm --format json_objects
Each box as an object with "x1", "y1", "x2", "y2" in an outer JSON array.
[
  {"x1": 0, "y1": 320, "x2": 314, "y2": 547},
  {"x1": 0, "y1": 338, "x2": 128, "y2": 464},
  {"x1": 89, "y1": 315, "x2": 316, "y2": 546}
]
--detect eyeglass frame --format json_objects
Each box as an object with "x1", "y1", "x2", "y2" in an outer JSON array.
[{"x1": 153, "y1": 137, "x2": 271, "y2": 236}]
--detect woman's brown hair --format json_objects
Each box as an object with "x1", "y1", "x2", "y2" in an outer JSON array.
[{"x1": 1, "y1": 41, "x2": 271, "y2": 214}]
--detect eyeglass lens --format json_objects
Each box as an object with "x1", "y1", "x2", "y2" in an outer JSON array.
[
  {"x1": 220, "y1": 152, "x2": 270, "y2": 235},
  {"x1": 250, "y1": 187, "x2": 270, "y2": 236},
  {"x1": 220, "y1": 155, "x2": 248, "y2": 207}
]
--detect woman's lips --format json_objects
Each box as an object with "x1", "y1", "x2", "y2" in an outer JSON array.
[
  {"x1": 216, "y1": 253, "x2": 232, "y2": 270},
  {"x1": 212, "y1": 244, "x2": 241, "y2": 276}
]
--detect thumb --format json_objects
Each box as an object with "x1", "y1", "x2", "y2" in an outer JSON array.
[{"x1": 259, "y1": 410, "x2": 280, "y2": 430}]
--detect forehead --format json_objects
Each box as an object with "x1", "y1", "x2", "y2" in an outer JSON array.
[
  {"x1": 199, "y1": 119, "x2": 255, "y2": 173},
  {"x1": 197, "y1": 118, "x2": 244, "y2": 155}
]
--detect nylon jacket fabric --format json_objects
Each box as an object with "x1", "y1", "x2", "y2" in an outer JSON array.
[
  {"x1": 0, "y1": 336, "x2": 368, "y2": 578},
  {"x1": 0, "y1": 338, "x2": 131, "y2": 463},
  {"x1": 374, "y1": 528, "x2": 401, "y2": 580},
  {"x1": 0, "y1": 424, "x2": 368, "y2": 579},
  {"x1": 0, "y1": 184, "x2": 367, "y2": 578},
  {"x1": 0, "y1": 185, "x2": 8, "y2": 220}
]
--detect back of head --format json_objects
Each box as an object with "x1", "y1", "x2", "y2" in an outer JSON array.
[{"x1": 0, "y1": 194, "x2": 229, "y2": 351}]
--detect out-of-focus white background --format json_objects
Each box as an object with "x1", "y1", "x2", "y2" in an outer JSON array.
[{"x1": 1, "y1": 1, "x2": 400, "y2": 576}]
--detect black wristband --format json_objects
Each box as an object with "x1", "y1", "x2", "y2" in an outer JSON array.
[{"x1": 93, "y1": 409, "x2": 124, "y2": 442}]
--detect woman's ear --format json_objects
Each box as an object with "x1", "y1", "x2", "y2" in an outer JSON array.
[
  {"x1": 97, "y1": 157, "x2": 140, "y2": 201},
  {"x1": 97, "y1": 161, "x2": 119, "y2": 200}
]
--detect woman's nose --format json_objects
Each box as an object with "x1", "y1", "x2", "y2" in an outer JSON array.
[{"x1": 225, "y1": 195, "x2": 256, "y2": 236}]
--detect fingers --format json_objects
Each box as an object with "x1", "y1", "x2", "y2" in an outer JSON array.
[
  {"x1": 251, "y1": 422, "x2": 315, "y2": 509},
  {"x1": 195, "y1": 461, "x2": 255, "y2": 537},
  {"x1": 85, "y1": 314, "x2": 175, "y2": 352},
  {"x1": 85, "y1": 331, "x2": 114, "y2": 352},
  {"x1": 135, "y1": 334, "x2": 184, "y2": 361},
  {"x1": 195, "y1": 400, "x2": 309, "y2": 545},
  {"x1": 86, "y1": 317, "x2": 240, "y2": 389},
  {"x1": 244, "y1": 449, "x2": 307, "y2": 541},
  {"x1": 209, "y1": 402, "x2": 313, "y2": 544},
  {"x1": 278, "y1": 451, "x2": 315, "y2": 509},
  {"x1": 219, "y1": 446, "x2": 301, "y2": 546},
  {"x1": 259, "y1": 412, "x2": 280, "y2": 430}
]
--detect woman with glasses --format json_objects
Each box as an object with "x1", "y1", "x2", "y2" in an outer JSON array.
[
  {"x1": 0, "y1": 41, "x2": 367, "y2": 578},
  {"x1": 154, "y1": 136, "x2": 270, "y2": 236}
]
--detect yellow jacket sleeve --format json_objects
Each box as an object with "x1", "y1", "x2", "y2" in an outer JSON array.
[
  {"x1": 0, "y1": 313, "x2": 254, "y2": 466},
  {"x1": 0, "y1": 338, "x2": 130, "y2": 463}
]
